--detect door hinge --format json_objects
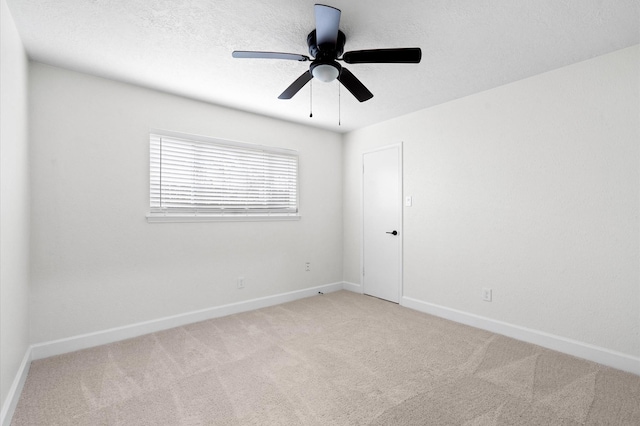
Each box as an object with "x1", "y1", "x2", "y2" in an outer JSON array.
[{"x1": 363, "y1": 267, "x2": 365, "y2": 276}]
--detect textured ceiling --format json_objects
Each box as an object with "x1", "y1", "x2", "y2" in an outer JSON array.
[{"x1": 6, "y1": 0, "x2": 639, "y2": 133}]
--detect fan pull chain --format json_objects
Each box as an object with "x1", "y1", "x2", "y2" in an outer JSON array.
[
  {"x1": 338, "y1": 80, "x2": 341, "y2": 126},
  {"x1": 309, "y1": 79, "x2": 313, "y2": 118}
]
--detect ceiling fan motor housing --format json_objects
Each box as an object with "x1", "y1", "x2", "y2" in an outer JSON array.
[
  {"x1": 307, "y1": 30, "x2": 346, "y2": 60},
  {"x1": 307, "y1": 30, "x2": 345, "y2": 82}
]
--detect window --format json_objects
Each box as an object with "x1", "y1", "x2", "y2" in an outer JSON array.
[{"x1": 148, "y1": 129, "x2": 299, "y2": 222}]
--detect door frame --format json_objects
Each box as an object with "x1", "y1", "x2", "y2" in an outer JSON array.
[{"x1": 361, "y1": 142, "x2": 403, "y2": 303}]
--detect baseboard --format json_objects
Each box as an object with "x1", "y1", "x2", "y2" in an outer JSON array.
[
  {"x1": 401, "y1": 296, "x2": 640, "y2": 376},
  {"x1": 31, "y1": 282, "x2": 344, "y2": 361},
  {"x1": 342, "y1": 281, "x2": 363, "y2": 294},
  {"x1": 0, "y1": 347, "x2": 32, "y2": 426}
]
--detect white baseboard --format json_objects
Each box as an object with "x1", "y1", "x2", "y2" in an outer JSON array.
[
  {"x1": 1, "y1": 347, "x2": 32, "y2": 426},
  {"x1": 31, "y1": 282, "x2": 344, "y2": 361},
  {"x1": 342, "y1": 281, "x2": 363, "y2": 294},
  {"x1": 401, "y1": 296, "x2": 640, "y2": 376}
]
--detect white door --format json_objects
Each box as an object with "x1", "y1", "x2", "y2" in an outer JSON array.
[{"x1": 363, "y1": 144, "x2": 402, "y2": 303}]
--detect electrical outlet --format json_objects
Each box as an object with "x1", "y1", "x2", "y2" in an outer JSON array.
[
  {"x1": 482, "y1": 288, "x2": 492, "y2": 302},
  {"x1": 237, "y1": 277, "x2": 245, "y2": 289},
  {"x1": 305, "y1": 262, "x2": 311, "y2": 272}
]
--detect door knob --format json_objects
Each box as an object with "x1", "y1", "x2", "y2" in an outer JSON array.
[{"x1": 386, "y1": 230, "x2": 398, "y2": 235}]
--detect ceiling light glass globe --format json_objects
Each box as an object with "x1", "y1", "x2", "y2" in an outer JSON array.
[{"x1": 312, "y1": 64, "x2": 339, "y2": 82}]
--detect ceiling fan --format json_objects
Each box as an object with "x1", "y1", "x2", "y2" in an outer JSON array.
[{"x1": 232, "y1": 4, "x2": 422, "y2": 102}]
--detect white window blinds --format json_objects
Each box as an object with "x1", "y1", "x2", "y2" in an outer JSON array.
[{"x1": 149, "y1": 131, "x2": 298, "y2": 220}]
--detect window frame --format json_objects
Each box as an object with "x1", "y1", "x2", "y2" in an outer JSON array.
[{"x1": 147, "y1": 129, "x2": 300, "y2": 223}]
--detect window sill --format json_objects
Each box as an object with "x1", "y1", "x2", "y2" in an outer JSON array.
[{"x1": 146, "y1": 214, "x2": 301, "y2": 223}]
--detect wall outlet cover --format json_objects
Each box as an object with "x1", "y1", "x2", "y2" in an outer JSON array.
[{"x1": 482, "y1": 288, "x2": 492, "y2": 302}]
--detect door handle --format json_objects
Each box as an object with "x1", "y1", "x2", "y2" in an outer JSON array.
[{"x1": 386, "y1": 230, "x2": 398, "y2": 236}]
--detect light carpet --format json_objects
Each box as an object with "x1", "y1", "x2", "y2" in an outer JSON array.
[{"x1": 12, "y1": 291, "x2": 640, "y2": 425}]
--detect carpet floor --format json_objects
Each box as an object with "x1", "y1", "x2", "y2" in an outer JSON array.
[{"x1": 12, "y1": 291, "x2": 640, "y2": 425}]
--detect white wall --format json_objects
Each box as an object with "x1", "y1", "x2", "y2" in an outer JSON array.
[
  {"x1": 18, "y1": 33, "x2": 640, "y2": 371},
  {"x1": 29, "y1": 63, "x2": 343, "y2": 343},
  {"x1": 343, "y1": 46, "x2": 639, "y2": 358},
  {"x1": 0, "y1": 0, "x2": 30, "y2": 412}
]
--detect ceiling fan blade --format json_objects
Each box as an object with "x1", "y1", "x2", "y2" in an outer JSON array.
[
  {"x1": 338, "y1": 68, "x2": 373, "y2": 102},
  {"x1": 278, "y1": 71, "x2": 313, "y2": 99},
  {"x1": 342, "y1": 48, "x2": 422, "y2": 64},
  {"x1": 232, "y1": 51, "x2": 310, "y2": 61},
  {"x1": 314, "y1": 4, "x2": 341, "y2": 49}
]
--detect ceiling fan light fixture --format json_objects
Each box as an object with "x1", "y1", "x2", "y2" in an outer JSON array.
[{"x1": 311, "y1": 62, "x2": 340, "y2": 82}]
